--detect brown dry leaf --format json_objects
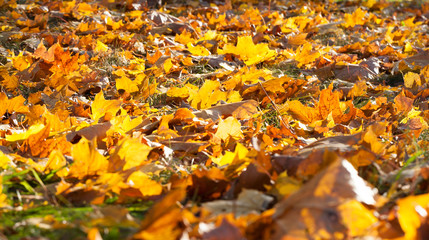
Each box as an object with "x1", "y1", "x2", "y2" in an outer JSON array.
[
  {"x1": 272, "y1": 155, "x2": 378, "y2": 239},
  {"x1": 148, "y1": 11, "x2": 182, "y2": 26},
  {"x1": 394, "y1": 94, "x2": 414, "y2": 113},
  {"x1": 203, "y1": 189, "x2": 274, "y2": 217},
  {"x1": 134, "y1": 189, "x2": 186, "y2": 239},
  {"x1": 66, "y1": 121, "x2": 112, "y2": 142},
  {"x1": 194, "y1": 100, "x2": 258, "y2": 121},
  {"x1": 334, "y1": 58, "x2": 380, "y2": 82},
  {"x1": 392, "y1": 50, "x2": 429, "y2": 73},
  {"x1": 312, "y1": 58, "x2": 380, "y2": 82},
  {"x1": 189, "y1": 168, "x2": 229, "y2": 201},
  {"x1": 202, "y1": 218, "x2": 245, "y2": 240}
]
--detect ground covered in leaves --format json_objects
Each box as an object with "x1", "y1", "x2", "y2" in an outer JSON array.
[{"x1": 0, "y1": 0, "x2": 429, "y2": 239}]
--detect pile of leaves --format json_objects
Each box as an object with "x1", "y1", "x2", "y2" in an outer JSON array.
[{"x1": 0, "y1": 0, "x2": 429, "y2": 239}]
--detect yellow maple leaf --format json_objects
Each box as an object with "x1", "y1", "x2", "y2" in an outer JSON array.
[
  {"x1": 211, "y1": 143, "x2": 248, "y2": 167},
  {"x1": 270, "y1": 171, "x2": 302, "y2": 198},
  {"x1": 45, "y1": 150, "x2": 68, "y2": 177},
  {"x1": 108, "y1": 138, "x2": 152, "y2": 171},
  {"x1": 403, "y1": 72, "x2": 421, "y2": 88},
  {"x1": 164, "y1": 58, "x2": 174, "y2": 74},
  {"x1": 397, "y1": 193, "x2": 429, "y2": 240},
  {"x1": 11, "y1": 51, "x2": 32, "y2": 71},
  {"x1": 338, "y1": 200, "x2": 378, "y2": 237},
  {"x1": 294, "y1": 42, "x2": 320, "y2": 68},
  {"x1": 90, "y1": 91, "x2": 122, "y2": 122},
  {"x1": 167, "y1": 83, "x2": 198, "y2": 99},
  {"x1": 116, "y1": 115, "x2": 144, "y2": 133},
  {"x1": 0, "y1": 151, "x2": 11, "y2": 169},
  {"x1": 215, "y1": 116, "x2": 244, "y2": 142},
  {"x1": 116, "y1": 75, "x2": 141, "y2": 93},
  {"x1": 344, "y1": 8, "x2": 367, "y2": 28},
  {"x1": 188, "y1": 80, "x2": 230, "y2": 109},
  {"x1": 94, "y1": 40, "x2": 109, "y2": 53},
  {"x1": 6, "y1": 124, "x2": 45, "y2": 142},
  {"x1": 218, "y1": 35, "x2": 277, "y2": 65},
  {"x1": 69, "y1": 138, "x2": 109, "y2": 179},
  {"x1": 1, "y1": 73, "x2": 19, "y2": 91},
  {"x1": 175, "y1": 29, "x2": 194, "y2": 45},
  {"x1": 126, "y1": 171, "x2": 162, "y2": 197},
  {"x1": 187, "y1": 43, "x2": 211, "y2": 56},
  {"x1": 0, "y1": 176, "x2": 9, "y2": 208}
]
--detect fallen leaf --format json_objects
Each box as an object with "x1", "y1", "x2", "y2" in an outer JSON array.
[
  {"x1": 203, "y1": 189, "x2": 274, "y2": 217},
  {"x1": 218, "y1": 35, "x2": 277, "y2": 65},
  {"x1": 214, "y1": 116, "x2": 244, "y2": 143},
  {"x1": 272, "y1": 156, "x2": 378, "y2": 239},
  {"x1": 68, "y1": 138, "x2": 109, "y2": 179},
  {"x1": 90, "y1": 92, "x2": 122, "y2": 122}
]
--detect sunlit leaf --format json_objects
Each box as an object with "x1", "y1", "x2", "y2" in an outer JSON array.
[
  {"x1": 90, "y1": 91, "x2": 122, "y2": 122},
  {"x1": 68, "y1": 138, "x2": 109, "y2": 179},
  {"x1": 343, "y1": 8, "x2": 367, "y2": 28},
  {"x1": 6, "y1": 124, "x2": 45, "y2": 142},
  {"x1": 397, "y1": 193, "x2": 429, "y2": 240},
  {"x1": 215, "y1": 116, "x2": 244, "y2": 142},
  {"x1": 218, "y1": 35, "x2": 277, "y2": 65},
  {"x1": 187, "y1": 43, "x2": 211, "y2": 56},
  {"x1": 404, "y1": 72, "x2": 421, "y2": 89}
]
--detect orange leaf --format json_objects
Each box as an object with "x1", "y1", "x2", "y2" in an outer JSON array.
[
  {"x1": 135, "y1": 189, "x2": 186, "y2": 239},
  {"x1": 147, "y1": 50, "x2": 162, "y2": 65},
  {"x1": 34, "y1": 42, "x2": 59, "y2": 62},
  {"x1": 0, "y1": 72, "x2": 19, "y2": 91},
  {"x1": 0, "y1": 92, "x2": 29, "y2": 117},
  {"x1": 282, "y1": 100, "x2": 318, "y2": 124},
  {"x1": 397, "y1": 193, "x2": 429, "y2": 240},
  {"x1": 317, "y1": 86, "x2": 342, "y2": 121},
  {"x1": 294, "y1": 42, "x2": 320, "y2": 68}
]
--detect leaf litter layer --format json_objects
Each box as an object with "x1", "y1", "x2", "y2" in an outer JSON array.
[{"x1": 0, "y1": 0, "x2": 429, "y2": 239}]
